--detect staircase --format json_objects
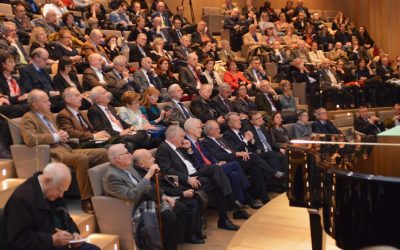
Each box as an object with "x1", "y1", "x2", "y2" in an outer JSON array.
[{"x1": 0, "y1": 159, "x2": 121, "y2": 250}]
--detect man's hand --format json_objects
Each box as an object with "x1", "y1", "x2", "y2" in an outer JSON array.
[
  {"x1": 187, "y1": 176, "x2": 201, "y2": 189},
  {"x1": 243, "y1": 131, "x2": 253, "y2": 142},
  {"x1": 0, "y1": 96, "x2": 10, "y2": 105},
  {"x1": 144, "y1": 164, "x2": 160, "y2": 180},
  {"x1": 162, "y1": 195, "x2": 176, "y2": 207},
  {"x1": 181, "y1": 139, "x2": 191, "y2": 149},
  {"x1": 49, "y1": 91, "x2": 60, "y2": 97},
  {"x1": 58, "y1": 130, "x2": 69, "y2": 143},
  {"x1": 17, "y1": 93, "x2": 29, "y2": 101},
  {"x1": 52, "y1": 229, "x2": 73, "y2": 247},
  {"x1": 70, "y1": 233, "x2": 83, "y2": 248},
  {"x1": 182, "y1": 189, "x2": 194, "y2": 198},
  {"x1": 94, "y1": 131, "x2": 110, "y2": 139},
  {"x1": 217, "y1": 116, "x2": 225, "y2": 124}
]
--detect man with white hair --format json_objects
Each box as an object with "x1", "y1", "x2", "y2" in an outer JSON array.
[
  {"x1": 254, "y1": 80, "x2": 282, "y2": 115},
  {"x1": 1, "y1": 162, "x2": 100, "y2": 249},
  {"x1": 166, "y1": 84, "x2": 194, "y2": 127},
  {"x1": 0, "y1": 22, "x2": 29, "y2": 66},
  {"x1": 19, "y1": 89, "x2": 108, "y2": 213},
  {"x1": 312, "y1": 108, "x2": 341, "y2": 134},
  {"x1": 132, "y1": 57, "x2": 162, "y2": 93},
  {"x1": 129, "y1": 33, "x2": 150, "y2": 63},
  {"x1": 81, "y1": 29, "x2": 110, "y2": 65},
  {"x1": 32, "y1": 10, "x2": 60, "y2": 34},
  {"x1": 190, "y1": 84, "x2": 224, "y2": 124},
  {"x1": 105, "y1": 55, "x2": 133, "y2": 92},
  {"x1": 43, "y1": 0, "x2": 68, "y2": 18},
  {"x1": 156, "y1": 125, "x2": 245, "y2": 231},
  {"x1": 178, "y1": 53, "x2": 207, "y2": 95},
  {"x1": 173, "y1": 35, "x2": 193, "y2": 61}
]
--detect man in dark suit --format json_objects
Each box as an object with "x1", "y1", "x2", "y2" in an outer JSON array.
[
  {"x1": 293, "y1": 0, "x2": 311, "y2": 19},
  {"x1": 129, "y1": 33, "x2": 150, "y2": 63},
  {"x1": 87, "y1": 86, "x2": 151, "y2": 152},
  {"x1": 155, "y1": 125, "x2": 245, "y2": 231},
  {"x1": 210, "y1": 83, "x2": 245, "y2": 119},
  {"x1": 184, "y1": 118, "x2": 260, "y2": 214},
  {"x1": 243, "y1": 56, "x2": 267, "y2": 95},
  {"x1": 132, "y1": 57, "x2": 163, "y2": 93},
  {"x1": 150, "y1": 1, "x2": 171, "y2": 27},
  {"x1": 169, "y1": 18, "x2": 186, "y2": 46},
  {"x1": 148, "y1": 17, "x2": 173, "y2": 50},
  {"x1": 173, "y1": 35, "x2": 193, "y2": 61},
  {"x1": 254, "y1": 80, "x2": 282, "y2": 115},
  {"x1": 190, "y1": 84, "x2": 225, "y2": 124},
  {"x1": 222, "y1": 9, "x2": 248, "y2": 52},
  {"x1": 57, "y1": 87, "x2": 113, "y2": 148},
  {"x1": 19, "y1": 48, "x2": 63, "y2": 112},
  {"x1": 203, "y1": 119, "x2": 279, "y2": 204},
  {"x1": 354, "y1": 106, "x2": 385, "y2": 135},
  {"x1": 81, "y1": 29, "x2": 111, "y2": 65},
  {"x1": 12, "y1": 3, "x2": 33, "y2": 45},
  {"x1": 312, "y1": 108, "x2": 341, "y2": 134},
  {"x1": 167, "y1": 84, "x2": 194, "y2": 127},
  {"x1": 20, "y1": 89, "x2": 108, "y2": 213},
  {"x1": 178, "y1": 53, "x2": 207, "y2": 95}
]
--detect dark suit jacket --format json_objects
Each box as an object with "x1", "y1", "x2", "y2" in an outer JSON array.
[
  {"x1": 19, "y1": 64, "x2": 54, "y2": 93},
  {"x1": 132, "y1": 69, "x2": 162, "y2": 93},
  {"x1": 148, "y1": 27, "x2": 173, "y2": 45},
  {"x1": 191, "y1": 31, "x2": 217, "y2": 46},
  {"x1": 105, "y1": 70, "x2": 129, "y2": 89},
  {"x1": 210, "y1": 95, "x2": 235, "y2": 117},
  {"x1": 178, "y1": 66, "x2": 207, "y2": 94},
  {"x1": 82, "y1": 67, "x2": 111, "y2": 92},
  {"x1": 87, "y1": 104, "x2": 131, "y2": 136},
  {"x1": 0, "y1": 38, "x2": 29, "y2": 65},
  {"x1": 56, "y1": 108, "x2": 94, "y2": 141},
  {"x1": 155, "y1": 141, "x2": 196, "y2": 184},
  {"x1": 187, "y1": 137, "x2": 218, "y2": 169},
  {"x1": 222, "y1": 129, "x2": 251, "y2": 152},
  {"x1": 53, "y1": 72, "x2": 82, "y2": 93},
  {"x1": 254, "y1": 91, "x2": 282, "y2": 114},
  {"x1": 0, "y1": 74, "x2": 27, "y2": 104},
  {"x1": 173, "y1": 46, "x2": 193, "y2": 61},
  {"x1": 168, "y1": 100, "x2": 194, "y2": 127},
  {"x1": 129, "y1": 44, "x2": 150, "y2": 63},
  {"x1": 189, "y1": 95, "x2": 218, "y2": 123},
  {"x1": 202, "y1": 136, "x2": 237, "y2": 162},
  {"x1": 268, "y1": 49, "x2": 290, "y2": 64},
  {"x1": 312, "y1": 119, "x2": 341, "y2": 135},
  {"x1": 354, "y1": 116, "x2": 384, "y2": 135},
  {"x1": 244, "y1": 125, "x2": 280, "y2": 152},
  {"x1": 169, "y1": 29, "x2": 186, "y2": 45}
]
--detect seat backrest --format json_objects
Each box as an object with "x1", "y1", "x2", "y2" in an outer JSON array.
[
  {"x1": 102, "y1": 30, "x2": 122, "y2": 38},
  {"x1": 88, "y1": 162, "x2": 110, "y2": 196},
  {"x1": 334, "y1": 113, "x2": 354, "y2": 127},
  {"x1": 292, "y1": 82, "x2": 307, "y2": 105},
  {"x1": 8, "y1": 118, "x2": 23, "y2": 145},
  {"x1": 203, "y1": 7, "x2": 220, "y2": 15},
  {"x1": 0, "y1": 3, "x2": 13, "y2": 15},
  {"x1": 378, "y1": 110, "x2": 394, "y2": 123},
  {"x1": 265, "y1": 62, "x2": 278, "y2": 79},
  {"x1": 282, "y1": 123, "x2": 296, "y2": 139}
]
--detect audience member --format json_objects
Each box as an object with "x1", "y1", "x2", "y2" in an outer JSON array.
[
  {"x1": 190, "y1": 84, "x2": 224, "y2": 124},
  {"x1": 140, "y1": 87, "x2": 171, "y2": 126},
  {"x1": 0, "y1": 22, "x2": 29, "y2": 67},
  {"x1": 293, "y1": 110, "x2": 312, "y2": 139},
  {"x1": 156, "y1": 57, "x2": 179, "y2": 89},
  {"x1": 129, "y1": 33, "x2": 150, "y2": 63},
  {"x1": 178, "y1": 53, "x2": 207, "y2": 95},
  {"x1": 109, "y1": 1, "x2": 133, "y2": 31},
  {"x1": 132, "y1": 56, "x2": 163, "y2": 93},
  {"x1": 167, "y1": 84, "x2": 194, "y2": 127},
  {"x1": 12, "y1": 3, "x2": 33, "y2": 45},
  {"x1": 267, "y1": 112, "x2": 291, "y2": 146},
  {"x1": 255, "y1": 80, "x2": 282, "y2": 116},
  {"x1": 384, "y1": 103, "x2": 400, "y2": 129},
  {"x1": 354, "y1": 106, "x2": 385, "y2": 135},
  {"x1": 312, "y1": 108, "x2": 341, "y2": 134},
  {"x1": 81, "y1": 29, "x2": 111, "y2": 65},
  {"x1": 224, "y1": 60, "x2": 252, "y2": 92}
]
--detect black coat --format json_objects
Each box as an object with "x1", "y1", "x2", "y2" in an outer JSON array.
[
  {"x1": 312, "y1": 119, "x2": 341, "y2": 134},
  {"x1": 0, "y1": 74, "x2": 27, "y2": 104},
  {"x1": 1, "y1": 172, "x2": 79, "y2": 250},
  {"x1": 87, "y1": 104, "x2": 131, "y2": 136},
  {"x1": 244, "y1": 125, "x2": 281, "y2": 152},
  {"x1": 354, "y1": 116, "x2": 384, "y2": 135},
  {"x1": 19, "y1": 64, "x2": 54, "y2": 93},
  {"x1": 210, "y1": 95, "x2": 235, "y2": 117},
  {"x1": 202, "y1": 136, "x2": 238, "y2": 162},
  {"x1": 189, "y1": 95, "x2": 218, "y2": 123},
  {"x1": 129, "y1": 44, "x2": 150, "y2": 63}
]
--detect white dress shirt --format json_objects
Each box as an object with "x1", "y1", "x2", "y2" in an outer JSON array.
[{"x1": 165, "y1": 140, "x2": 197, "y2": 175}]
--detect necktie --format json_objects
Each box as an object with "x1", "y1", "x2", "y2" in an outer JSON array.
[
  {"x1": 177, "y1": 30, "x2": 182, "y2": 38},
  {"x1": 43, "y1": 116, "x2": 57, "y2": 133},
  {"x1": 178, "y1": 102, "x2": 191, "y2": 119},
  {"x1": 255, "y1": 70, "x2": 263, "y2": 81},
  {"x1": 223, "y1": 99, "x2": 231, "y2": 112},
  {"x1": 253, "y1": 34, "x2": 259, "y2": 42},
  {"x1": 13, "y1": 44, "x2": 28, "y2": 64},
  {"x1": 216, "y1": 139, "x2": 231, "y2": 152},
  {"x1": 8, "y1": 77, "x2": 20, "y2": 97},
  {"x1": 77, "y1": 113, "x2": 88, "y2": 129},
  {"x1": 105, "y1": 108, "x2": 123, "y2": 130},
  {"x1": 209, "y1": 71, "x2": 218, "y2": 86},
  {"x1": 183, "y1": 48, "x2": 189, "y2": 57},
  {"x1": 256, "y1": 127, "x2": 272, "y2": 151},
  {"x1": 147, "y1": 72, "x2": 157, "y2": 88},
  {"x1": 195, "y1": 141, "x2": 212, "y2": 166},
  {"x1": 125, "y1": 170, "x2": 138, "y2": 185}
]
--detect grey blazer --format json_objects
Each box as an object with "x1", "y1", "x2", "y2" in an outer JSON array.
[
  {"x1": 103, "y1": 164, "x2": 151, "y2": 208},
  {"x1": 132, "y1": 69, "x2": 162, "y2": 93},
  {"x1": 168, "y1": 100, "x2": 194, "y2": 127}
]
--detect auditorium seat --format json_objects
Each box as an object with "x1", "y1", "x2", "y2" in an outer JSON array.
[
  {"x1": 88, "y1": 162, "x2": 135, "y2": 250},
  {"x1": 333, "y1": 113, "x2": 354, "y2": 135},
  {"x1": 378, "y1": 110, "x2": 394, "y2": 123},
  {"x1": 102, "y1": 30, "x2": 122, "y2": 38},
  {"x1": 203, "y1": 7, "x2": 224, "y2": 34}
]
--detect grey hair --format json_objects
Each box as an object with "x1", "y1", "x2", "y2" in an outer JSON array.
[
  {"x1": 113, "y1": 55, "x2": 127, "y2": 66},
  {"x1": 203, "y1": 120, "x2": 218, "y2": 136},
  {"x1": 31, "y1": 47, "x2": 48, "y2": 59},
  {"x1": 315, "y1": 108, "x2": 326, "y2": 116},
  {"x1": 90, "y1": 29, "x2": 103, "y2": 39},
  {"x1": 27, "y1": 89, "x2": 47, "y2": 108},
  {"x1": 42, "y1": 162, "x2": 71, "y2": 184},
  {"x1": 167, "y1": 84, "x2": 180, "y2": 96},
  {"x1": 219, "y1": 83, "x2": 231, "y2": 92},
  {"x1": 184, "y1": 117, "x2": 202, "y2": 132},
  {"x1": 132, "y1": 148, "x2": 148, "y2": 165},
  {"x1": 187, "y1": 52, "x2": 198, "y2": 61},
  {"x1": 90, "y1": 86, "x2": 105, "y2": 103},
  {"x1": 3, "y1": 22, "x2": 16, "y2": 32},
  {"x1": 88, "y1": 53, "x2": 101, "y2": 64},
  {"x1": 107, "y1": 143, "x2": 126, "y2": 163},
  {"x1": 225, "y1": 112, "x2": 239, "y2": 125},
  {"x1": 61, "y1": 87, "x2": 79, "y2": 100},
  {"x1": 165, "y1": 125, "x2": 184, "y2": 140}
]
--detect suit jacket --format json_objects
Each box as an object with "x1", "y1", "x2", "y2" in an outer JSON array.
[
  {"x1": 191, "y1": 30, "x2": 217, "y2": 46},
  {"x1": 0, "y1": 38, "x2": 29, "y2": 65},
  {"x1": 155, "y1": 141, "x2": 196, "y2": 184},
  {"x1": 56, "y1": 108, "x2": 94, "y2": 141},
  {"x1": 320, "y1": 68, "x2": 341, "y2": 90},
  {"x1": 173, "y1": 46, "x2": 193, "y2": 61},
  {"x1": 178, "y1": 66, "x2": 207, "y2": 94},
  {"x1": 242, "y1": 32, "x2": 265, "y2": 53},
  {"x1": 243, "y1": 68, "x2": 268, "y2": 83},
  {"x1": 312, "y1": 119, "x2": 341, "y2": 135},
  {"x1": 82, "y1": 67, "x2": 110, "y2": 92},
  {"x1": 254, "y1": 91, "x2": 282, "y2": 114},
  {"x1": 168, "y1": 100, "x2": 194, "y2": 127},
  {"x1": 202, "y1": 136, "x2": 237, "y2": 162},
  {"x1": 268, "y1": 49, "x2": 290, "y2": 64},
  {"x1": 150, "y1": 11, "x2": 171, "y2": 27},
  {"x1": 87, "y1": 104, "x2": 131, "y2": 136},
  {"x1": 105, "y1": 70, "x2": 129, "y2": 89},
  {"x1": 210, "y1": 95, "x2": 235, "y2": 117},
  {"x1": 222, "y1": 129, "x2": 251, "y2": 152},
  {"x1": 103, "y1": 164, "x2": 152, "y2": 207},
  {"x1": 169, "y1": 28, "x2": 186, "y2": 45},
  {"x1": 80, "y1": 40, "x2": 109, "y2": 62},
  {"x1": 186, "y1": 136, "x2": 218, "y2": 169},
  {"x1": 189, "y1": 95, "x2": 218, "y2": 123},
  {"x1": 148, "y1": 27, "x2": 173, "y2": 45},
  {"x1": 132, "y1": 69, "x2": 162, "y2": 93},
  {"x1": 244, "y1": 125, "x2": 280, "y2": 152},
  {"x1": 354, "y1": 116, "x2": 384, "y2": 135},
  {"x1": 223, "y1": 70, "x2": 252, "y2": 90},
  {"x1": 19, "y1": 64, "x2": 54, "y2": 93},
  {"x1": 0, "y1": 74, "x2": 27, "y2": 104},
  {"x1": 129, "y1": 44, "x2": 150, "y2": 63}
]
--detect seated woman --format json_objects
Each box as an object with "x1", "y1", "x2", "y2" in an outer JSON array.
[
  {"x1": 29, "y1": 27, "x2": 57, "y2": 63},
  {"x1": 127, "y1": 17, "x2": 150, "y2": 42},
  {"x1": 303, "y1": 24, "x2": 316, "y2": 47},
  {"x1": 61, "y1": 12, "x2": 86, "y2": 46},
  {"x1": 355, "y1": 59, "x2": 379, "y2": 107},
  {"x1": 53, "y1": 29, "x2": 84, "y2": 72},
  {"x1": 149, "y1": 37, "x2": 173, "y2": 63},
  {"x1": 196, "y1": 41, "x2": 219, "y2": 64},
  {"x1": 156, "y1": 57, "x2": 179, "y2": 89},
  {"x1": 267, "y1": 112, "x2": 291, "y2": 147},
  {"x1": 275, "y1": 12, "x2": 289, "y2": 36},
  {"x1": 223, "y1": 59, "x2": 253, "y2": 92},
  {"x1": 202, "y1": 58, "x2": 222, "y2": 96},
  {"x1": 139, "y1": 87, "x2": 171, "y2": 126},
  {"x1": 104, "y1": 35, "x2": 121, "y2": 62},
  {"x1": 293, "y1": 110, "x2": 312, "y2": 139},
  {"x1": 282, "y1": 25, "x2": 300, "y2": 46},
  {"x1": 264, "y1": 27, "x2": 281, "y2": 46},
  {"x1": 278, "y1": 80, "x2": 298, "y2": 123},
  {"x1": 233, "y1": 84, "x2": 256, "y2": 114}
]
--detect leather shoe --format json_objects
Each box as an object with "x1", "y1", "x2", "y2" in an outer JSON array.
[
  {"x1": 218, "y1": 218, "x2": 240, "y2": 231},
  {"x1": 232, "y1": 200, "x2": 247, "y2": 210},
  {"x1": 185, "y1": 235, "x2": 205, "y2": 244},
  {"x1": 248, "y1": 200, "x2": 264, "y2": 209},
  {"x1": 197, "y1": 233, "x2": 207, "y2": 240},
  {"x1": 233, "y1": 210, "x2": 250, "y2": 220},
  {"x1": 81, "y1": 199, "x2": 95, "y2": 214}
]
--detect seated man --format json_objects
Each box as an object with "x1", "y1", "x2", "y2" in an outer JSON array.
[
  {"x1": 105, "y1": 55, "x2": 133, "y2": 93},
  {"x1": 148, "y1": 16, "x2": 173, "y2": 51},
  {"x1": 354, "y1": 106, "x2": 385, "y2": 135},
  {"x1": 1, "y1": 162, "x2": 100, "y2": 250},
  {"x1": 190, "y1": 84, "x2": 224, "y2": 125},
  {"x1": 103, "y1": 144, "x2": 187, "y2": 249},
  {"x1": 210, "y1": 83, "x2": 236, "y2": 118},
  {"x1": 132, "y1": 57, "x2": 163, "y2": 93},
  {"x1": 81, "y1": 29, "x2": 111, "y2": 65},
  {"x1": 178, "y1": 53, "x2": 207, "y2": 95},
  {"x1": 173, "y1": 35, "x2": 193, "y2": 62},
  {"x1": 109, "y1": 1, "x2": 133, "y2": 31},
  {"x1": 20, "y1": 89, "x2": 108, "y2": 213},
  {"x1": 384, "y1": 103, "x2": 400, "y2": 129},
  {"x1": 243, "y1": 56, "x2": 267, "y2": 95},
  {"x1": 129, "y1": 33, "x2": 151, "y2": 64},
  {"x1": 184, "y1": 117, "x2": 257, "y2": 213},
  {"x1": 0, "y1": 22, "x2": 29, "y2": 66},
  {"x1": 167, "y1": 84, "x2": 194, "y2": 127},
  {"x1": 56, "y1": 87, "x2": 112, "y2": 148},
  {"x1": 254, "y1": 80, "x2": 282, "y2": 116},
  {"x1": 155, "y1": 125, "x2": 245, "y2": 231},
  {"x1": 312, "y1": 108, "x2": 341, "y2": 134},
  {"x1": 87, "y1": 86, "x2": 151, "y2": 152}
]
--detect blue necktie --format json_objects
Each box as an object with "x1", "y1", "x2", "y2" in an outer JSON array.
[{"x1": 256, "y1": 127, "x2": 272, "y2": 151}]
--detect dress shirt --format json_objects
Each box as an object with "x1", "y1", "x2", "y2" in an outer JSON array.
[
  {"x1": 326, "y1": 69, "x2": 338, "y2": 86},
  {"x1": 36, "y1": 111, "x2": 59, "y2": 142},
  {"x1": 98, "y1": 105, "x2": 123, "y2": 132},
  {"x1": 172, "y1": 99, "x2": 191, "y2": 119},
  {"x1": 91, "y1": 66, "x2": 106, "y2": 85},
  {"x1": 67, "y1": 106, "x2": 89, "y2": 129},
  {"x1": 141, "y1": 69, "x2": 155, "y2": 88},
  {"x1": 165, "y1": 140, "x2": 197, "y2": 175}
]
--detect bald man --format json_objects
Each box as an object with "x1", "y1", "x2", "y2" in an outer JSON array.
[
  {"x1": 1, "y1": 162, "x2": 100, "y2": 250},
  {"x1": 81, "y1": 29, "x2": 110, "y2": 64}
]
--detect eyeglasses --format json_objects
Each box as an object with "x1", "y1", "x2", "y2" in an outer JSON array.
[{"x1": 118, "y1": 152, "x2": 130, "y2": 157}]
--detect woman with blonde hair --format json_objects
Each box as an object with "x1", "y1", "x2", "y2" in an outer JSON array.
[
  {"x1": 119, "y1": 91, "x2": 154, "y2": 130},
  {"x1": 149, "y1": 37, "x2": 173, "y2": 63},
  {"x1": 29, "y1": 27, "x2": 57, "y2": 63},
  {"x1": 282, "y1": 25, "x2": 300, "y2": 46}
]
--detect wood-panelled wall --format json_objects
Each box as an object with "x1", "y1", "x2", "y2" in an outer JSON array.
[{"x1": 159, "y1": 0, "x2": 399, "y2": 56}]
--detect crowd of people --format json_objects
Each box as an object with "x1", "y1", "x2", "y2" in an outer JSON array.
[{"x1": 0, "y1": 0, "x2": 400, "y2": 249}]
